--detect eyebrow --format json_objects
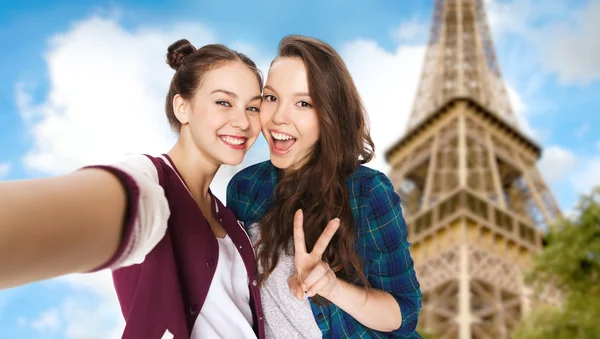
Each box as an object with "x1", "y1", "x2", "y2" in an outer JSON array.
[
  {"x1": 264, "y1": 85, "x2": 310, "y2": 98},
  {"x1": 211, "y1": 89, "x2": 262, "y2": 102},
  {"x1": 211, "y1": 89, "x2": 237, "y2": 98}
]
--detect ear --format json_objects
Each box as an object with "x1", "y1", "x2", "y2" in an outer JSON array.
[{"x1": 172, "y1": 94, "x2": 190, "y2": 125}]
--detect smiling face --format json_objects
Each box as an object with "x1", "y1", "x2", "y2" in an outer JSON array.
[
  {"x1": 174, "y1": 60, "x2": 263, "y2": 166},
  {"x1": 260, "y1": 57, "x2": 320, "y2": 171}
]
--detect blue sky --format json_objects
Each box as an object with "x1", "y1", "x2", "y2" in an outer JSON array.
[{"x1": 1, "y1": 0, "x2": 599, "y2": 337}]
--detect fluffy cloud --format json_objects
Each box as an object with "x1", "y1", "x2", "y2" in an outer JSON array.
[
  {"x1": 17, "y1": 16, "x2": 271, "y2": 186},
  {"x1": 19, "y1": 18, "x2": 186, "y2": 174},
  {"x1": 536, "y1": 143, "x2": 600, "y2": 199},
  {"x1": 570, "y1": 141, "x2": 600, "y2": 194},
  {"x1": 541, "y1": 0, "x2": 600, "y2": 85},
  {"x1": 505, "y1": 86, "x2": 541, "y2": 140},
  {"x1": 391, "y1": 18, "x2": 429, "y2": 43},
  {"x1": 485, "y1": 0, "x2": 600, "y2": 85},
  {"x1": 573, "y1": 157, "x2": 600, "y2": 193},
  {"x1": 0, "y1": 162, "x2": 10, "y2": 179},
  {"x1": 538, "y1": 145, "x2": 578, "y2": 183},
  {"x1": 341, "y1": 39, "x2": 426, "y2": 172},
  {"x1": 31, "y1": 308, "x2": 61, "y2": 333}
]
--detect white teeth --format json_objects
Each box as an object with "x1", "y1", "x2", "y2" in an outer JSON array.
[
  {"x1": 271, "y1": 132, "x2": 295, "y2": 141},
  {"x1": 222, "y1": 136, "x2": 245, "y2": 145}
]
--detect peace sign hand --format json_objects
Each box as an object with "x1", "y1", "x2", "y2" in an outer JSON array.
[{"x1": 288, "y1": 209, "x2": 340, "y2": 301}]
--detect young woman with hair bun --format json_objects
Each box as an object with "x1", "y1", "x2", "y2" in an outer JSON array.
[{"x1": 0, "y1": 39, "x2": 266, "y2": 339}]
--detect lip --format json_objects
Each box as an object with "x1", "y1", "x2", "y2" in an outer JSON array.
[
  {"x1": 269, "y1": 129, "x2": 296, "y2": 139},
  {"x1": 219, "y1": 135, "x2": 248, "y2": 150},
  {"x1": 268, "y1": 129, "x2": 296, "y2": 155}
]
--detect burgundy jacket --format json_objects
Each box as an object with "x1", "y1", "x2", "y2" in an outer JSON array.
[{"x1": 93, "y1": 154, "x2": 265, "y2": 339}]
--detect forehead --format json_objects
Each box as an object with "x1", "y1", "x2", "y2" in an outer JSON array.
[
  {"x1": 266, "y1": 57, "x2": 309, "y2": 92},
  {"x1": 200, "y1": 61, "x2": 261, "y2": 97}
]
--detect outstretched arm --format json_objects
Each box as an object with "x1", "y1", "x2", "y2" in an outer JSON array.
[{"x1": 0, "y1": 169, "x2": 127, "y2": 290}]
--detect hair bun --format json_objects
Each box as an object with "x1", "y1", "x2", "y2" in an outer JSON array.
[{"x1": 166, "y1": 39, "x2": 197, "y2": 70}]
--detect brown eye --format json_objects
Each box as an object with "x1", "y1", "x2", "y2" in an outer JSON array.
[
  {"x1": 297, "y1": 101, "x2": 312, "y2": 108},
  {"x1": 264, "y1": 95, "x2": 277, "y2": 102}
]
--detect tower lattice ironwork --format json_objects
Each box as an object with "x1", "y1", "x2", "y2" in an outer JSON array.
[{"x1": 385, "y1": 1, "x2": 562, "y2": 338}]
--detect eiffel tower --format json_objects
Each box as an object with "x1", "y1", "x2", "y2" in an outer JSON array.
[{"x1": 385, "y1": 1, "x2": 562, "y2": 338}]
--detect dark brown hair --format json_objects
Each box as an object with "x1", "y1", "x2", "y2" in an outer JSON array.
[
  {"x1": 165, "y1": 39, "x2": 263, "y2": 132},
  {"x1": 258, "y1": 35, "x2": 375, "y2": 293}
]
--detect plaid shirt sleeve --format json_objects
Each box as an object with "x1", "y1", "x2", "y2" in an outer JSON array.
[{"x1": 365, "y1": 173, "x2": 423, "y2": 336}]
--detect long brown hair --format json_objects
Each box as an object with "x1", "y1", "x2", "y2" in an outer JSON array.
[
  {"x1": 258, "y1": 35, "x2": 375, "y2": 291},
  {"x1": 164, "y1": 39, "x2": 262, "y2": 132}
]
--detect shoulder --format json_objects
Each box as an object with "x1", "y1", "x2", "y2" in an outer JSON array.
[
  {"x1": 228, "y1": 160, "x2": 276, "y2": 196},
  {"x1": 227, "y1": 160, "x2": 277, "y2": 223},
  {"x1": 231, "y1": 160, "x2": 275, "y2": 183},
  {"x1": 348, "y1": 165, "x2": 404, "y2": 237},
  {"x1": 347, "y1": 165, "x2": 395, "y2": 201},
  {"x1": 109, "y1": 154, "x2": 160, "y2": 177}
]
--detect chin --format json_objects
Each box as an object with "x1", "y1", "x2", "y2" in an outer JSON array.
[
  {"x1": 222, "y1": 156, "x2": 244, "y2": 166},
  {"x1": 269, "y1": 155, "x2": 293, "y2": 170}
]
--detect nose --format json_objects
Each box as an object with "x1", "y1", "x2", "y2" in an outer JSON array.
[
  {"x1": 230, "y1": 108, "x2": 250, "y2": 130},
  {"x1": 271, "y1": 102, "x2": 291, "y2": 125}
]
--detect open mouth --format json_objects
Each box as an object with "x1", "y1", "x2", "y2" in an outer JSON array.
[
  {"x1": 219, "y1": 135, "x2": 247, "y2": 150},
  {"x1": 270, "y1": 131, "x2": 296, "y2": 154}
]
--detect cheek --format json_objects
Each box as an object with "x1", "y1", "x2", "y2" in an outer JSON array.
[
  {"x1": 299, "y1": 113, "x2": 320, "y2": 143},
  {"x1": 259, "y1": 105, "x2": 274, "y2": 126},
  {"x1": 249, "y1": 115, "x2": 262, "y2": 137},
  {"x1": 191, "y1": 107, "x2": 212, "y2": 125}
]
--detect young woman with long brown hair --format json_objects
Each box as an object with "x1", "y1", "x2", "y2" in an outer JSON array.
[
  {"x1": 0, "y1": 39, "x2": 266, "y2": 339},
  {"x1": 228, "y1": 35, "x2": 423, "y2": 338}
]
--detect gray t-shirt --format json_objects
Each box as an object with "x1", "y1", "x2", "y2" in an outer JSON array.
[{"x1": 247, "y1": 223, "x2": 323, "y2": 339}]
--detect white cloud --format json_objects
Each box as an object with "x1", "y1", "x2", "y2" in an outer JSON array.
[
  {"x1": 55, "y1": 270, "x2": 117, "y2": 300},
  {"x1": 573, "y1": 157, "x2": 600, "y2": 193},
  {"x1": 505, "y1": 85, "x2": 541, "y2": 140},
  {"x1": 40, "y1": 272, "x2": 123, "y2": 339},
  {"x1": 341, "y1": 39, "x2": 426, "y2": 172},
  {"x1": 61, "y1": 297, "x2": 124, "y2": 339},
  {"x1": 484, "y1": 0, "x2": 568, "y2": 39},
  {"x1": 17, "y1": 17, "x2": 215, "y2": 175},
  {"x1": 568, "y1": 139, "x2": 600, "y2": 194},
  {"x1": 541, "y1": 0, "x2": 600, "y2": 85},
  {"x1": 391, "y1": 18, "x2": 429, "y2": 43},
  {"x1": 17, "y1": 15, "x2": 271, "y2": 201},
  {"x1": 31, "y1": 308, "x2": 61, "y2": 333},
  {"x1": 0, "y1": 162, "x2": 10, "y2": 179},
  {"x1": 538, "y1": 145, "x2": 578, "y2": 184},
  {"x1": 485, "y1": 0, "x2": 600, "y2": 85},
  {"x1": 24, "y1": 290, "x2": 124, "y2": 339}
]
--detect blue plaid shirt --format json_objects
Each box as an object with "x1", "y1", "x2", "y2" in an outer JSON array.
[{"x1": 227, "y1": 161, "x2": 423, "y2": 338}]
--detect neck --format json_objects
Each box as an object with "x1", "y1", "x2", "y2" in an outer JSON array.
[{"x1": 167, "y1": 136, "x2": 219, "y2": 204}]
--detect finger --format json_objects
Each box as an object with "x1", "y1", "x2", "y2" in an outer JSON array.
[
  {"x1": 288, "y1": 272, "x2": 304, "y2": 301},
  {"x1": 311, "y1": 218, "x2": 340, "y2": 257},
  {"x1": 306, "y1": 271, "x2": 334, "y2": 298},
  {"x1": 301, "y1": 261, "x2": 330, "y2": 292},
  {"x1": 293, "y1": 209, "x2": 307, "y2": 254},
  {"x1": 292, "y1": 283, "x2": 303, "y2": 301}
]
